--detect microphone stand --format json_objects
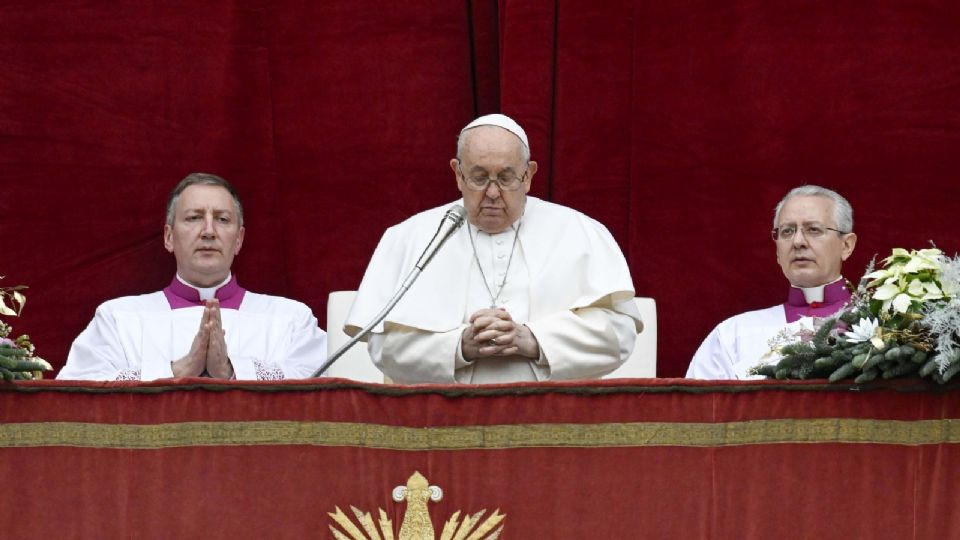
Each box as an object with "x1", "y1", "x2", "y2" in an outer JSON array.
[
  {"x1": 311, "y1": 269, "x2": 421, "y2": 378},
  {"x1": 311, "y1": 206, "x2": 465, "y2": 378}
]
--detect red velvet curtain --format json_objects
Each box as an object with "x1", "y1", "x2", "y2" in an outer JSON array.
[{"x1": 2, "y1": 1, "x2": 959, "y2": 377}]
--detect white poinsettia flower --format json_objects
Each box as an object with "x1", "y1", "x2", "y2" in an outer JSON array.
[
  {"x1": 864, "y1": 268, "x2": 892, "y2": 281},
  {"x1": 867, "y1": 247, "x2": 952, "y2": 316},
  {"x1": 942, "y1": 279, "x2": 957, "y2": 296},
  {"x1": 844, "y1": 318, "x2": 880, "y2": 343},
  {"x1": 922, "y1": 281, "x2": 944, "y2": 300},
  {"x1": 904, "y1": 255, "x2": 941, "y2": 273},
  {"x1": 908, "y1": 279, "x2": 925, "y2": 296},
  {"x1": 872, "y1": 283, "x2": 901, "y2": 301},
  {"x1": 892, "y1": 293, "x2": 913, "y2": 313},
  {"x1": 899, "y1": 275, "x2": 912, "y2": 291}
]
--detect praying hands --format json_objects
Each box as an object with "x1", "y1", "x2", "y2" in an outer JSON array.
[
  {"x1": 171, "y1": 299, "x2": 235, "y2": 378},
  {"x1": 461, "y1": 307, "x2": 540, "y2": 361}
]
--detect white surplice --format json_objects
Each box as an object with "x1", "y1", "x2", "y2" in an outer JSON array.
[
  {"x1": 58, "y1": 290, "x2": 327, "y2": 381},
  {"x1": 686, "y1": 305, "x2": 792, "y2": 380},
  {"x1": 687, "y1": 280, "x2": 851, "y2": 380}
]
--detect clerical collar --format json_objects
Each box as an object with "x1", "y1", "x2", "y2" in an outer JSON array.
[
  {"x1": 163, "y1": 273, "x2": 246, "y2": 310},
  {"x1": 783, "y1": 277, "x2": 850, "y2": 323}
]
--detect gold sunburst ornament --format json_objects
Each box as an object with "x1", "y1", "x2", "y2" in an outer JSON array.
[{"x1": 328, "y1": 471, "x2": 506, "y2": 540}]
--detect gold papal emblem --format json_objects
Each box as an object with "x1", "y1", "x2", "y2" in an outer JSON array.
[{"x1": 327, "y1": 471, "x2": 506, "y2": 539}]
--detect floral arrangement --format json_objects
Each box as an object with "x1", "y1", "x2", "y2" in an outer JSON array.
[
  {"x1": 753, "y1": 248, "x2": 960, "y2": 384},
  {"x1": 0, "y1": 278, "x2": 51, "y2": 381}
]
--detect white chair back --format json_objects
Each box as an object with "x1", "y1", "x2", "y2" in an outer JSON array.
[
  {"x1": 603, "y1": 297, "x2": 657, "y2": 378},
  {"x1": 323, "y1": 290, "x2": 384, "y2": 382}
]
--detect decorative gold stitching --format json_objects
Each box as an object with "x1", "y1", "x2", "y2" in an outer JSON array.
[{"x1": 2, "y1": 418, "x2": 959, "y2": 449}]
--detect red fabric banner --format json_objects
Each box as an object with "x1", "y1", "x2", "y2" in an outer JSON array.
[{"x1": 2, "y1": 379, "x2": 959, "y2": 538}]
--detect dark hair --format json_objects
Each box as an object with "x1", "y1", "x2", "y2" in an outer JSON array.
[{"x1": 165, "y1": 173, "x2": 244, "y2": 226}]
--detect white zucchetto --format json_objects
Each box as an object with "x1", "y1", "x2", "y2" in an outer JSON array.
[{"x1": 461, "y1": 113, "x2": 529, "y2": 152}]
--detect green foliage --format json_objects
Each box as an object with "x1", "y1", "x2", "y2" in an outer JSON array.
[
  {"x1": 828, "y1": 362, "x2": 858, "y2": 382},
  {"x1": 943, "y1": 364, "x2": 960, "y2": 383},
  {"x1": 830, "y1": 349, "x2": 850, "y2": 362},
  {"x1": 851, "y1": 353, "x2": 869, "y2": 369},
  {"x1": 882, "y1": 361, "x2": 919, "y2": 379},
  {"x1": 0, "y1": 281, "x2": 50, "y2": 382},
  {"x1": 812, "y1": 318, "x2": 837, "y2": 346},
  {"x1": 755, "y1": 247, "x2": 960, "y2": 385},
  {"x1": 861, "y1": 354, "x2": 885, "y2": 372},
  {"x1": 919, "y1": 359, "x2": 941, "y2": 378},
  {"x1": 854, "y1": 369, "x2": 879, "y2": 384},
  {"x1": 780, "y1": 342, "x2": 815, "y2": 357},
  {"x1": 754, "y1": 365, "x2": 777, "y2": 378},
  {"x1": 815, "y1": 356, "x2": 839, "y2": 369}
]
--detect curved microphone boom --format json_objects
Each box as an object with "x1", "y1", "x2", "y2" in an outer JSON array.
[{"x1": 312, "y1": 205, "x2": 467, "y2": 377}]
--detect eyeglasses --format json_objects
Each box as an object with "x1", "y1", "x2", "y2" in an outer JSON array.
[
  {"x1": 456, "y1": 162, "x2": 529, "y2": 192},
  {"x1": 772, "y1": 224, "x2": 848, "y2": 241}
]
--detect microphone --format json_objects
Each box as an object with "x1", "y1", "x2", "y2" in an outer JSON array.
[
  {"x1": 413, "y1": 205, "x2": 467, "y2": 272},
  {"x1": 312, "y1": 205, "x2": 467, "y2": 377}
]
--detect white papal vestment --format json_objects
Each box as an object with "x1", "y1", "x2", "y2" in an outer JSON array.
[{"x1": 345, "y1": 197, "x2": 643, "y2": 384}]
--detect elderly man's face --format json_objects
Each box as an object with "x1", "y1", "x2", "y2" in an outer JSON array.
[
  {"x1": 450, "y1": 126, "x2": 536, "y2": 234},
  {"x1": 775, "y1": 195, "x2": 856, "y2": 288},
  {"x1": 164, "y1": 184, "x2": 245, "y2": 288}
]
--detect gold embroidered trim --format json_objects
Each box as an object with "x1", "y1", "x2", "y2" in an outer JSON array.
[{"x1": 2, "y1": 418, "x2": 959, "y2": 450}]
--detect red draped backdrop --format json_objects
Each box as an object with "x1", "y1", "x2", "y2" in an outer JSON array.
[{"x1": 2, "y1": 1, "x2": 959, "y2": 377}]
